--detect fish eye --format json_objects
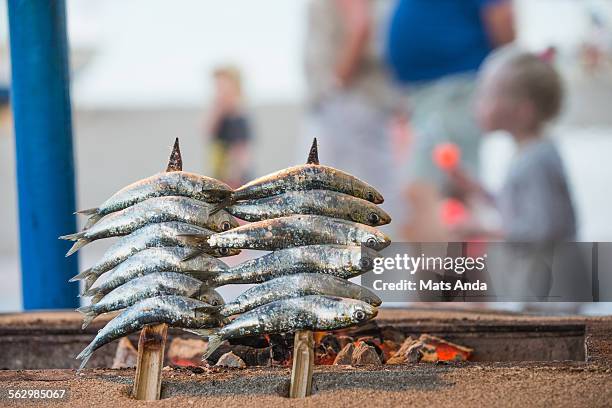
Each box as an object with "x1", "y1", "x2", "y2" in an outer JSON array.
[
  {"x1": 353, "y1": 309, "x2": 366, "y2": 321},
  {"x1": 366, "y1": 237, "x2": 377, "y2": 245},
  {"x1": 221, "y1": 221, "x2": 232, "y2": 231},
  {"x1": 367, "y1": 212, "x2": 380, "y2": 224},
  {"x1": 366, "y1": 191, "x2": 375, "y2": 202},
  {"x1": 208, "y1": 299, "x2": 218, "y2": 306},
  {"x1": 218, "y1": 247, "x2": 230, "y2": 256},
  {"x1": 359, "y1": 257, "x2": 372, "y2": 269}
]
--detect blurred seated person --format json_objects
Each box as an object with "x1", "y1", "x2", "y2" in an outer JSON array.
[{"x1": 206, "y1": 65, "x2": 252, "y2": 187}]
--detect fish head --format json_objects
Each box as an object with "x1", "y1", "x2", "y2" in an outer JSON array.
[
  {"x1": 361, "y1": 229, "x2": 391, "y2": 251},
  {"x1": 350, "y1": 202, "x2": 392, "y2": 227},
  {"x1": 355, "y1": 246, "x2": 381, "y2": 272},
  {"x1": 354, "y1": 286, "x2": 382, "y2": 307},
  {"x1": 209, "y1": 210, "x2": 239, "y2": 232},
  {"x1": 211, "y1": 246, "x2": 241, "y2": 257},
  {"x1": 197, "y1": 287, "x2": 225, "y2": 306},
  {"x1": 347, "y1": 299, "x2": 378, "y2": 324},
  {"x1": 353, "y1": 181, "x2": 384, "y2": 204}
]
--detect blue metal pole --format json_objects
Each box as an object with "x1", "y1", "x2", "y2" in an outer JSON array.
[{"x1": 7, "y1": 0, "x2": 79, "y2": 309}]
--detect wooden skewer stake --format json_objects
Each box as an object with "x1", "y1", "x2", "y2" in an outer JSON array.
[
  {"x1": 132, "y1": 323, "x2": 168, "y2": 400},
  {"x1": 289, "y1": 330, "x2": 314, "y2": 398},
  {"x1": 132, "y1": 138, "x2": 182, "y2": 400},
  {"x1": 289, "y1": 138, "x2": 319, "y2": 399}
]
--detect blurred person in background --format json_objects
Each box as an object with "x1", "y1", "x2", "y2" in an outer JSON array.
[
  {"x1": 206, "y1": 65, "x2": 253, "y2": 187},
  {"x1": 303, "y1": 0, "x2": 400, "y2": 236},
  {"x1": 449, "y1": 48, "x2": 586, "y2": 302},
  {"x1": 385, "y1": 0, "x2": 515, "y2": 241}
]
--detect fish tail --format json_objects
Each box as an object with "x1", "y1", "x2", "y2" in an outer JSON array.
[
  {"x1": 83, "y1": 214, "x2": 103, "y2": 230},
  {"x1": 59, "y1": 231, "x2": 86, "y2": 241},
  {"x1": 69, "y1": 267, "x2": 93, "y2": 283},
  {"x1": 203, "y1": 333, "x2": 223, "y2": 361},
  {"x1": 75, "y1": 207, "x2": 98, "y2": 216},
  {"x1": 64, "y1": 238, "x2": 91, "y2": 257},
  {"x1": 209, "y1": 196, "x2": 234, "y2": 215},
  {"x1": 85, "y1": 287, "x2": 105, "y2": 304},
  {"x1": 76, "y1": 343, "x2": 95, "y2": 371},
  {"x1": 83, "y1": 274, "x2": 99, "y2": 293},
  {"x1": 90, "y1": 292, "x2": 105, "y2": 304},
  {"x1": 76, "y1": 305, "x2": 96, "y2": 329}
]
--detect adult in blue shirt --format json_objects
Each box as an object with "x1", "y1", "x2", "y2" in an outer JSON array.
[{"x1": 385, "y1": 0, "x2": 514, "y2": 241}]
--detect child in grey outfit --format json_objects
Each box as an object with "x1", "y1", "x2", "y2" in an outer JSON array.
[{"x1": 452, "y1": 47, "x2": 579, "y2": 301}]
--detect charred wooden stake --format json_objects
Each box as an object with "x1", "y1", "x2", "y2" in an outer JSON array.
[
  {"x1": 132, "y1": 323, "x2": 168, "y2": 400},
  {"x1": 289, "y1": 139, "x2": 320, "y2": 398},
  {"x1": 132, "y1": 138, "x2": 181, "y2": 400},
  {"x1": 289, "y1": 330, "x2": 314, "y2": 398}
]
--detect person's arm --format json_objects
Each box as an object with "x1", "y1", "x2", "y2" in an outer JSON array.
[
  {"x1": 481, "y1": 0, "x2": 516, "y2": 47},
  {"x1": 334, "y1": 0, "x2": 371, "y2": 87}
]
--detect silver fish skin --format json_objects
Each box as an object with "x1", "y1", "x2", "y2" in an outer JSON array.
[
  {"x1": 227, "y1": 190, "x2": 391, "y2": 226},
  {"x1": 201, "y1": 295, "x2": 377, "y2": 359},
  {"x1": 61, "y1": 197, "x2": 237, "y2": 254},
  {"x1": 220, "y1": 273, "x2": 382, "y2": 316},
  {"x1": 69, "y1": 222, "x2": 239, "y2": 291},
  {"x1": 76, "y1": 295, "x2": 220, "y2": 370},
  {"x1": 83, "y1": 247, "x2": 227, "y2": 299},
  {"x1": 232, "y1": 164, "x2": 384, "y2": 204},
  {"x1": 206, "y1": 245, "x2": 379, "y2": 286},
  {"x1": 78, "y1": 171, "x2": 232, "y2": 220},
  {"x1": 207, "y1": 215, "x2": 391, "y2": 251},
  {"x1": 77, "y1": 272, "x2": 206, "y2": 328}
]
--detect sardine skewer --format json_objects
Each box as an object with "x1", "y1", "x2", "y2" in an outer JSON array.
[
  {"x1": 61, "y1": 196, "x2": 237, "y2": 256},
  {"x1": 76, "y1": 273, "x2": 224, "y2": 329},
  {"x1": 227, "y1": 189, "x2": 391, "y2": 226},
  {"x1": 219, "y1": 274, "x2": 381, "y2": 317},
  {"x1": 190, "y1": 295, "x2": 378, "y2": 361},
  {"x1": 76, "y1": 295, "x2": 220, "y2": 371},
  {"x1": 76, "y1": 171, "x2": 232, "y2": 229},
  {"x1": 68, "y1": 222, "x2": 239, "y2": 292}
]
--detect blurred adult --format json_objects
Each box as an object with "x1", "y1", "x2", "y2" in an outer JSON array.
[
  {"x1": 206, "y1": 66, "x2": 253, "y2": 188},
  {"x1": 303, "y1": 0, "x2": 400, "y2": 235},
  {"x1": 385, "y1": 0, "x2": 515, "y2": 241}
]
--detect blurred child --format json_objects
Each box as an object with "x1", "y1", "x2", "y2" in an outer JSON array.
[
  {"x1": 452, "y1": 47, "x2": 576, "y2": 243},
  {"x1": 446, "y1": 47, "x2": 583, "y2": 303},
  {"x1": 206, "y1": 65, "x2": 252, "y2": 187}
]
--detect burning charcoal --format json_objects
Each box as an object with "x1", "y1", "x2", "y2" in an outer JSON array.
[
  {"x1": 228, "y1": 335, "x2": 269, "y2": 348},
  {"x1": 386, "y1": 336, "x2": 417, "y2": 364},
  {"x1": 318, "y1": 333, "x2": 342, "y2": 353},
  {"x1": 206, "y1": 344, "x2": 272, "y2": 366},
  {"x1": 418, "y1": 334, "x2": 472, "y2": 362},
  {"x1": 406, "y1": 341, "x2": 425, "y2": 363},
  {"x1": 215, "y1": 351, "x2": 246, "y2": 368},
  {"x1": 269, "y1": 334, "x2": 291, "y2": 364},
  {"x1": 356, "y1": 337, "x2": 385, "y2": 362},
  {"x1": 379, "y1": 340, "x2": 399, "y2": 363},
  {"x1": 352, "y1": 342, "x2": 382, "y2": 366},
  {"x1": 111, "y1": 337, "x2": 138, "y2": 369},
  {"x1": 336, "y1": 335, "x2": 355, "y2": 349},
  {"x1": 167, "y1": 338, "x2": 207, "y2": 367},
  {"x1": 315, "y1": 346, "x2": 337, "y2": 365},
  {"x1": 333, "y1": 343, "x2": 354, "y2": 365},
  {"x1": 184, "y1": 365, "x2": 205, "y2": 374}
]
